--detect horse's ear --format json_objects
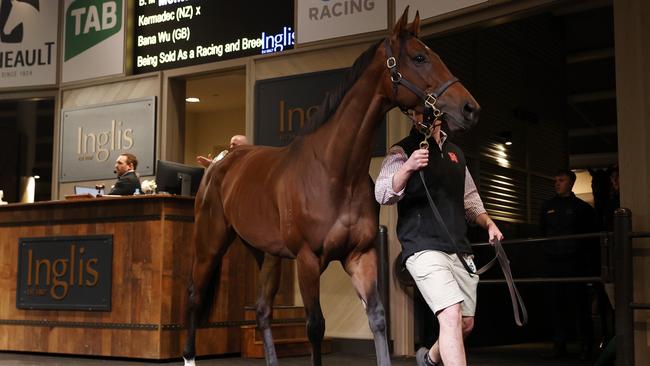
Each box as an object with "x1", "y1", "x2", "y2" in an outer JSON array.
[
  {"x1": 407, "y1": 10, "x2": 421, "y2": 37},
  {"x1": 393, "y1": 6, "x2": 409, "y2": 35}
]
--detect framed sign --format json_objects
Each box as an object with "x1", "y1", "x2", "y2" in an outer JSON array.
[
  {"x1": 0, "y1": 0, "x2": 58, "y2": 88},
  {"x1": 17, "y1": 235, "x2": 113, "y2": 311},
  {"x1": 62, "y1": 0, "x2": 125, "y2": 83},
  {"x1": 255, "y1": 69, "x2": 386, "y2": 156},
  {"x1": 296, "y1": 0, "x2": 387, "y2": 44},
  {"x1": 59, "y1": 97, "x2": 156, "y2": 182}
]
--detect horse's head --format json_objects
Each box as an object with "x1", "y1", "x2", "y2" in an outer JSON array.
[{"x1": 382, "y1": 8, "x2": 480, "y2": 133}]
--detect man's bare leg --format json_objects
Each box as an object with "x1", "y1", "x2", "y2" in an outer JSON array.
[{"x1": 429, "y1": 312, "x2": 475, "y2": 365}]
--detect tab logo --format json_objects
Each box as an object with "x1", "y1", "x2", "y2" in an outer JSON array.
[{"x1": 65, "y1": 0, "x2": 122, "y2": 61}]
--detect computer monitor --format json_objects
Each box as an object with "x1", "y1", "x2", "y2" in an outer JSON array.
[{"x1": 155, "y1": 160, "x2": 204, "y2": 196}]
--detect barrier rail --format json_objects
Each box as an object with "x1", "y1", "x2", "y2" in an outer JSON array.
[{"x1": 614, "y1": 208, "x2": 650, "y2": 366}]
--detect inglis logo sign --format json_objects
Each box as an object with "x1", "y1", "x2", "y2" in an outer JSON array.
[
  {"x1": 65, "y1": 0, "x2": 122, "y2": 61},
  {"x1": 16, "y1": 235, "x2": 113, "y2": 311}
]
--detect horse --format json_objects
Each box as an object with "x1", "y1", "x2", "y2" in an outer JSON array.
[{"x1": 182, "y1": 8, "x2": 480, "y2": 366}]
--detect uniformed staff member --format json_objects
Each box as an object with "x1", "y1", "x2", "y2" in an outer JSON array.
[{"x1": 540, "y1": 169, "x2": 596, "y2": 360}]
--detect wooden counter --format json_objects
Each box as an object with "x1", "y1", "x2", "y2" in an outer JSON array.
[{"x1": 0, "y1": 195, "x2": 293, "y2": 359}]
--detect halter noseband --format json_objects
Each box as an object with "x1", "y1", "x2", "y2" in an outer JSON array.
[{"x1": 384, "y1": 38, "x2": 458, "y2": 145}]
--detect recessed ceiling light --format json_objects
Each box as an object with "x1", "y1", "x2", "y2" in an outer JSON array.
[{"x1": 185, "y1": 97, "x2": 200, "y2": 103}]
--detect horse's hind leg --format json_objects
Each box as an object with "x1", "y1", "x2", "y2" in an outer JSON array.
[
  {"x1": 344, "y1": 249, "x2": 391, "y2": 366},
  {"x1": 254, "y1": 253, "x2": 282, "y2": 366},
  {"x1": 297, "y1": 248, "x2": 325, "y2": 366},
  {"x1": 182, "y1": 203, "x2": 233, "y2": 366}
]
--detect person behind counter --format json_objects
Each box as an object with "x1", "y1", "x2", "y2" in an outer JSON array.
[
  {"x1": 108, "y1": 153, "x2": 142, "y2": 195},
  {"x1": 196, "y1": 134, "x2": 249, "y2": 168}
]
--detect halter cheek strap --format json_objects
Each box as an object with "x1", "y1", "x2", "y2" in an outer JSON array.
[{"x1": 383, "y1": 38, "x2": 459, "y2": 133}]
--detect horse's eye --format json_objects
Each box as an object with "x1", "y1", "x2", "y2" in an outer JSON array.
[{"x1": 413, "y1": 54, "x2": 426, "y2": 63}]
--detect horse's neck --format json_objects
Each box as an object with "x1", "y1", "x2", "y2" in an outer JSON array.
[{"x1": 304, "y1": 66, "x2": 388, "y2": 185}]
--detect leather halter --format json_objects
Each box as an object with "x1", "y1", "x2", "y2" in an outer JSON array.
[{"x1": 383, "y1": 38, "x2": 459, "y2": 133}]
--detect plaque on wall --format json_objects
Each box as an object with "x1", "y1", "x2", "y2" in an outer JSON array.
[
  {"x1": 16, "y1": 235, "x2": 113, "y2": 311},
  {"x1": 59, "y1": 97, "x2": 156, "y2": 182},
  {"x1": 254, "y1": 68, "x2": 386, "y2": 156}
]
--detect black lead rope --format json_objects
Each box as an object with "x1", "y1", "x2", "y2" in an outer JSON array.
[{"x1": 418, "y1": 171, "x2": 528, "y2": 326}]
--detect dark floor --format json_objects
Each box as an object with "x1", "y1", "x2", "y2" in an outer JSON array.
[{"x1": 0, "y1": 343, "x2": 598, "y2": 366}]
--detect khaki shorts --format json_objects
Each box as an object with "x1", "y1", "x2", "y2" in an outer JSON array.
[{"x1": 405, "y1": 250, "x2": 479, "y2": 316}]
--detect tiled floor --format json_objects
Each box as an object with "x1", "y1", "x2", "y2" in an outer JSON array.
[{"x1": 0, "y1": 343, "x2": 596, "y2": 366}]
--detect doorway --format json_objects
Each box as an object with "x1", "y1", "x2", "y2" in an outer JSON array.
[
  {"x1": 0, "y1": 98, "x2": 54, "y2": 203},
  {"x1": 183, "y1": 69, "x2": 247, "y2": 166}
]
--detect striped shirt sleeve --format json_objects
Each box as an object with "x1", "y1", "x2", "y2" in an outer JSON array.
[
  {"x1": 375, "y1": 146, "x2": 408, "y2": 205},
  {"x1": 464, "y1": 168, "x2": 487, "y2": 224}
]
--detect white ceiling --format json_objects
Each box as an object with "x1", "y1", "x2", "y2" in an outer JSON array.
[{"x1": 185, "y1": 69, "x2": 246, "y2": 114}]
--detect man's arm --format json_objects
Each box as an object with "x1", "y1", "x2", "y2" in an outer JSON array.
[
  {"x1": 375, "y1": 146, "x2": 429, "y2": 205},
  {"x1": 464, "y1": 169, "x2": 504, "y2": 243}
]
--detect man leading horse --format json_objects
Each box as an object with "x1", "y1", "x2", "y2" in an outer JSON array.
[{"x1": 183, "y1": 8, "x2": 480, "y2": 366}]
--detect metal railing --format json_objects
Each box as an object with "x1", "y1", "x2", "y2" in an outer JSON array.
[
  {"x1": 613, "y1": 208, "x2": 650, "y2": 366},
  {"x1": 465, "y1": 209, "x2": 649, "y2": 366},
  {"x1": 470, "y1": 231, "x2": 611, "y2": 284}
]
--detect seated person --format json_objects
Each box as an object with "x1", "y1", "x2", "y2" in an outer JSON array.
[
  {"x1": 196, "y1": 134, "x2": 249, "y2": 168},
  {"x1": 108, "y1": 153, "x2": 142, "y2": 195}
]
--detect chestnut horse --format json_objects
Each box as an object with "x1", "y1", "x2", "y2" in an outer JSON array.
[{"x1": 183, "y1": 8, "x2": 480, "y2": 366}]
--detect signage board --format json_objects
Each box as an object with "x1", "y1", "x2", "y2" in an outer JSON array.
[
  {"x1": 134, "y1": 0, "x2": 294, "y2": 73},
  {"x1": 59, "y1": 97, "x2": 156, "y2": 182},
  {"x1": 16, "y1": 235, "x2": 113, "y2": 311},
  {"x1": 62, "y1": 0, "x2": 125, "y2": 83},
  {"x1": 395, "y1": 0, "x2": 488, "y2": 21},
  {"x1": 296, "y1": 0, "x2": 387, "y2": 44},
  {"x1": 254, "y1": 69, "x2": 386, "y2": 156},
  {"x1": 0, "y1": 0, "x2": 58, "y2": 88}
]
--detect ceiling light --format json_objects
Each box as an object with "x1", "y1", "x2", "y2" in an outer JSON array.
[
  {"x1": 499, "y1": 131, "x2": 513, "y2": 146},
  {"x1": 185, "y1": 97, "x2": 200, "y2": 103}
]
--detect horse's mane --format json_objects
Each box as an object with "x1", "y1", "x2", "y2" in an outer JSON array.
[{"x1": 300, "y1": 39, "x2": 383, "y2": 135}]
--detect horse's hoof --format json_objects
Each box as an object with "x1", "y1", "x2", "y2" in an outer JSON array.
[{"x1": 183, "y1": 357, "x2": 196, "y2": 366}]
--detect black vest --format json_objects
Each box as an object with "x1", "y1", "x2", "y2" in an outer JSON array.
[{"x1": 396, "y1": 128, "x2": 471, "y2": 263}]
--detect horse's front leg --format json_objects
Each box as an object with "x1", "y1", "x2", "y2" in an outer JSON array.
[
  {"x1": 255, "y1": 253, "x2": 282, "y2": 366},
  {"x1": 344, "y1": 248, "x2": 391, "y2": 366},
  {"x1": 297, "y1": 247, "x2": 326, "y2": 366}
]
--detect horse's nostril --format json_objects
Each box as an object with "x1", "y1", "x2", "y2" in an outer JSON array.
[{"x1": 463, "y1": 102, "x2": 480, "y2": 121}]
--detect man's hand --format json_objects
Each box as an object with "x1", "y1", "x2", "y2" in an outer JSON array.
[
  {"x1": 404, "y1": 148, "x2": 429, "y2": 172},
  {"x1": 487, "y1": 222, "x2": 504, "y2": 244},
  {"x1": 392, "y1": 149, "x2": 429, "y2": 193},
  {"x1": 196, "y1": 154, "x2": 213, "y2": 168},
  {"x1": 476, "y1": 213, "x2": 504, "y2": 245}
]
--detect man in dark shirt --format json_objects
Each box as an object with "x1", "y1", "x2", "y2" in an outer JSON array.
[
  {"x1": 376, "y1": 114, "x2": 503, "y2": 366},
  {"x1": 108, "y1": 153, "x2": 141, "y2": 195},
  {"x1": 540, "y1": 169, "x2": 596, "y2": 359}
]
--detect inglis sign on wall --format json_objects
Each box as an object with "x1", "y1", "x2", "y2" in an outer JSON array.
[
  {"x1": 297, "y1": 0, "x2": 387, "y2": 44},
  {"x1": 0, "y1": 0, "x2": 58, "y2": 88},
  {"x1": 59, "y1": 97, "x2": 156, "y2": 182},
  {"x1": 62, "y1": 0, "x2": 125, "y2": 83}
]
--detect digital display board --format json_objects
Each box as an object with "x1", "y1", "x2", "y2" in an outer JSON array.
[{"x1": 134, "y1": 0, "x2": 295, "y2": 73}]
